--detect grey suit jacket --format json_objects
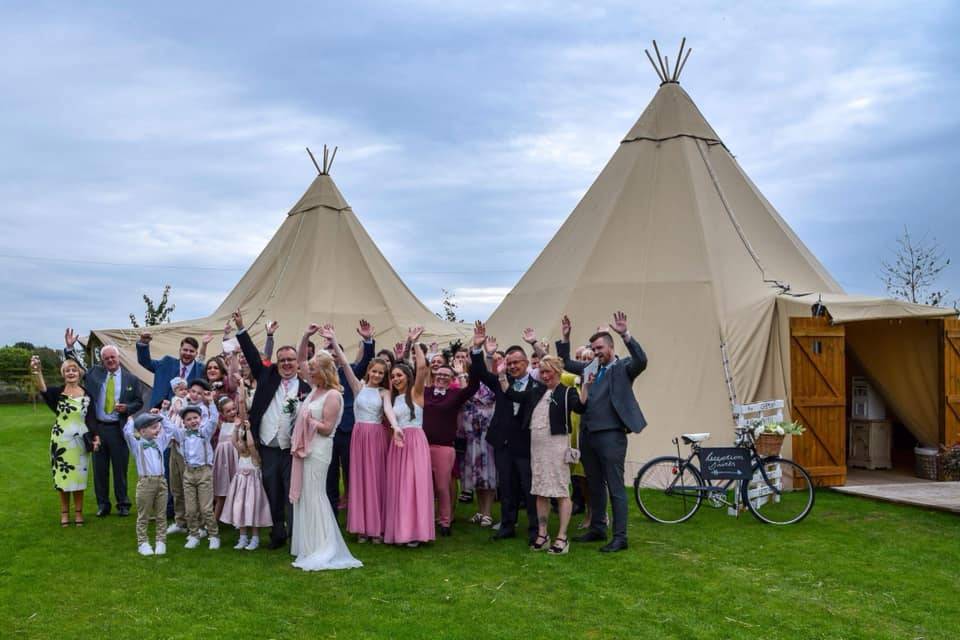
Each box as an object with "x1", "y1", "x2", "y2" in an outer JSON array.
[
  {"x1": 556, "y1": 335, "x2": 648, "y2": 433},
  {"x1": 65, "y1": 348, "x2": 144, "y2": 422}
]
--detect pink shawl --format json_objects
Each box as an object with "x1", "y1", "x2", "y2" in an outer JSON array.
[{"x1": 289, "y1": 388, "x2": 323, "y2": 503}]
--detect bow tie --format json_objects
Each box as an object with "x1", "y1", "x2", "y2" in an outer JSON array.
[
  {"x1": 433, "y1": 388, "x2": 447, "y2": 397},
  {"x1": 142, "y1": 440, "x2": 159, "y2": 450},
  {"x1": 186, "y1": 429, "x2": 201, "y2": 438}
]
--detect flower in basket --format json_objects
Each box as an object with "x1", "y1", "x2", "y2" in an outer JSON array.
[{"x1": 753, "y1": 420, "x2": 805, "y2": 439}]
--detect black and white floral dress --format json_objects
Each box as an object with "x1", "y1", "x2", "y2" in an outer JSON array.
[{"x1": 41, "y1": 387, "x2": 91, "y2": 492}]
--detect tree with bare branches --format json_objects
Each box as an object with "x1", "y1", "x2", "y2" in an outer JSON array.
[{"x1": 880, "y1": 227, "x2": 950, "y2": 307}]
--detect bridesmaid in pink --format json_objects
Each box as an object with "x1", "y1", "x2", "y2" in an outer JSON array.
[
  {"x1": 325, "y1": 328, "x2": 399, "y2": 544},
  {"x1": 383, "y1": 327, "x2": 434, "y2": 547}
]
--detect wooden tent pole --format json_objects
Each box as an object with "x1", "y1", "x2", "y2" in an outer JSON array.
[
  {"x1": 644, "y1": 49, "x2": 665, "y2": 82},
  {"x1": 323, "y1": 145, "x2": 329, "y2": 174},
  {"x1": 652, "y1": 40, "x2": 670, "y2": 83},
  {"x1": 672, "y1": 37, "x2": 686, "y2": 81},
  {"x1": 306, "y1": 147, "x2": 322, "y2": 174},
  {"x1": 327, "y1": 146, "x2": 338, "y2": 173},
  {"x1": 676, "y1": 47, "x2": 693, "y2": 81}
]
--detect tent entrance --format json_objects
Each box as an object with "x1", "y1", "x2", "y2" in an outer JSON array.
[{"x1": 789, "y1": 317, "x2": 847, "y2": 487}]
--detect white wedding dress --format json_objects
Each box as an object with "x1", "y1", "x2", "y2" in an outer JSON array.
[{"x1": 290, "y1": 389, "x2": 363, "y2": 572}]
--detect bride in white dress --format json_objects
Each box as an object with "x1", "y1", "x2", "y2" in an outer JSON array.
[{"x1": 288, "y1": 325, "x2": 362, "y2": 572}]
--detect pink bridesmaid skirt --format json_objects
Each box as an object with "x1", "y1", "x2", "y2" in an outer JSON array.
[
  {"x1": 347, "y1": 421, "x2": 390, "y2": 537},
  {"x1": 383, "y1": 428, "x2": 435, "y2": 545},
  {"x1": 213, "y1": 439, "x2": 239, "y2": 497},
  {"x1": 220, "y1": 466, "x2": 273, "y2": 528}
]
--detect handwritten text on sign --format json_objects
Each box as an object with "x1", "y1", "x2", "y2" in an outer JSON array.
[{"x1": 698, "y1": 447, "x2": 752, "y2": 479}]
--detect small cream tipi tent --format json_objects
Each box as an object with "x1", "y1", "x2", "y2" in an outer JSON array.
[
  {"x1": 93, "y1": 147, "x2": 471, "y2": 384},
  {"x1": 486, "y1": 42, "x2": 952, "y2": 482}
]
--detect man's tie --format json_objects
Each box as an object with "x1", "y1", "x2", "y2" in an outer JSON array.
[
  {"x1": 282, "y1": 378, "x2": 291, "y2": 394},
  {"x1": 596, "y1": 365, "x2": 607, "y2": 385},
  {"x1": 180, "y1": 364, "x2": 186, "y2": 379},
  {"x1": 104, "y1": 373, "x2": 116, "y2": 414}
]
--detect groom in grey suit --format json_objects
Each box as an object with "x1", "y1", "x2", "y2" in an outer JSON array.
[{"x1": 557, "y1": 311, "x2": 647, "y2": 552}]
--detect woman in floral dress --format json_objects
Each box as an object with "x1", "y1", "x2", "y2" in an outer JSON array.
[
  {"x1": 458, "y1": 350, "x2": 498, "y2": 527},
  {"x1": 30, "y1": 355, "x2": 98, "y2": 527}
]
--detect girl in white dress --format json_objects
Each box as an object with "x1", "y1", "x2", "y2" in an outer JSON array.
[{"x1": 288, "y1": 324, "x2": 362, "y2": 571}]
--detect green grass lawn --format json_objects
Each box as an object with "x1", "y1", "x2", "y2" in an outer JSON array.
[{"x1": 1, "y1": 403, "x2": 957, "y2": 639}]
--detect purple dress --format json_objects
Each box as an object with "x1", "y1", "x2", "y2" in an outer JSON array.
[{"x1": 459, "y1": 384, "x2": 497, "y2": 491}]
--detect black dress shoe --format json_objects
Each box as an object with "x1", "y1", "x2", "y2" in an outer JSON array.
[
  {"x1": 599, "y1": 539, "x2": 628, "y2": 553},
  {"x1": 492, "y1": 528, "x2": 516, "y2": 540},
  {"x1": 571, "y1": 504, "x2": 585, "y2": 516},
  {"x1": 96, "y1": 506, "x2": 111, "y2": 518},
  {"x1": 267, "y1": 538, "x2": 287, "y2": 550},
  {"x1": 117, "y1": 506, "x2": 130, "y2": 517},
  {"x1": 439, "y1": 526, "x2": 452, "y2": 537},
  {"x1": 573, "y1": 531, "x2": 606, "y2": 543}
]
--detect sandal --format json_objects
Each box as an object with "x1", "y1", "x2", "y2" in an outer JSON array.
[
  {"x1": 479, "y1": 515, "x2": 494, "y2": 528},
  {"x1": 60, "y1": 510, "x2": 69, "y2": 528},
  {"x1": 530, "y1": 534, "x2": 550, "y2": 551},
  {"x1": 468, "y1": 513, "x2": 483, "y2": 525},
  {"x1": 74, "y1": 509, "x2": 85, "y2": 527},
  {"x1": 548, "y1": 537, "x2": 569, "y2": 555}
]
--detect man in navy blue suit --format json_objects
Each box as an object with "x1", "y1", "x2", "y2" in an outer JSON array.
[{"x1": 136, "y1": 332, "x2": 204, "y2": 409}]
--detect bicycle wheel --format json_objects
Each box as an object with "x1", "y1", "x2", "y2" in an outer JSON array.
[
  {"x1": 743, "y1": 457, "x2": 815, "y2": 525},
  {"x1": 634, "y1": 456, "x2": 704, "y2": 524}
]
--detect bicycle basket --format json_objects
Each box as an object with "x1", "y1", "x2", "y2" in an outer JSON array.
[{"x1": 698, "y1": 447, "x2": 753, "y2": 480}]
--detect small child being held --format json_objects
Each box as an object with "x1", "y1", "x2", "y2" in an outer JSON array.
[
  {"x1": 168, "y1": 377, "x2": 189, "y2": 423},
  {"x1": 219, "y1": 411, "x2": 273, "y2": 551},
  {"x1": 162, "y1": 400, "x2": 220, "y2": 550},
  {"x1": 123, "y1": 412, "x2": 175, "y2": 556}
]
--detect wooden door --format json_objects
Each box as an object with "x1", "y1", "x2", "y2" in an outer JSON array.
[
  {"x1": 943, "y1": 318, "x2": 960, "y2": 446},
  {"x1": 790, "y1": 317, "x2": 846, "y2": 486}
]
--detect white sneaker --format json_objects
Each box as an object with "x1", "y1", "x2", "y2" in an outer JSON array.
[
  {"x1": 137, "y1": 542, "x2": 154, "y2": 556},
  {"x1": 234, "y1": 535, "x2": 249, "y2": 550},
  {"x1": 154, "y1": 542, "x2": 166, "y2": 555},
  {"x1": 197, "y1": 528, "x2": 208, "y2": 539},
  {"x1": 208, "y1": 537, "x2": 221, "y2": 550},
  {"x1": 244, "y1": 536, "x2": 259, "y2": 551},
  {"x1": 492, "y1": 521, "x2": 501, "y2": 531},
  {"x1": 184, "y1": 536, "x2": 200, "y2": 549},
  {"x1": 165, "y1": 523, "x2": 185, "y2": 535}
]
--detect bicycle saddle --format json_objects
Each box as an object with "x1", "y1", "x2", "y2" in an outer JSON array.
[{"x1": 681, "y1": 433, "x2": 711, "y2": 444}]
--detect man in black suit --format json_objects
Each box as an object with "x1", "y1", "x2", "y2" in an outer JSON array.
[
  {"x1": 232, "y1": 310, "x2": 311, "y2": 550},
  {"x1": 557, "y1": 311, "x2": 647, "y2": 553},
  {"x1": 64, "y1": 328, "x2": 144, "y2": 517},
  {"x1": 470, "y1": 321, "x2": 541, "y2": 545}
]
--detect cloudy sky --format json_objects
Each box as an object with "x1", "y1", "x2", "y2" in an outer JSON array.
[{"x1": 2, "y1": 1, "x2": 958, "y2": 346}]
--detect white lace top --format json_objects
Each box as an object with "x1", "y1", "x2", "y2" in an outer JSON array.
[
  {"x1": 354, "y1": 386, "x2": 385, "y2": 423},
  {"x1": 392, "y1": 395, "x2": 423, "y2": 429}
]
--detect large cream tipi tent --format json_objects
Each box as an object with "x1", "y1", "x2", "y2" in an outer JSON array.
[
  {"x1": 92, "y1": 151, "x2": 471, "y2": 385},
  {"x1": 486, "y1": 44, "x2": 954, "y2": 484}
]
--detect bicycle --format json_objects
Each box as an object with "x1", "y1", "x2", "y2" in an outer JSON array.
[{"x1": 633, "y1": 426, "x2": 815, "y2": 525}]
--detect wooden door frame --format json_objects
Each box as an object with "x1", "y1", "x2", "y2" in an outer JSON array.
[{"x1": 941, "y1": 317, "x2": 960, "y2": 447}]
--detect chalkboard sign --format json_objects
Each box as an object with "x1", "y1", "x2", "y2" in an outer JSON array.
[{"x1": 698, "y1": 447, "x2": 753, "y2": 480}]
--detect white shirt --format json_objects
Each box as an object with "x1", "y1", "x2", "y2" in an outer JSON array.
[
  {"x1": 123, "y1": 419, "x2": 171, "y2": 477},
  {"x1": 96, "y1": 369, "x2": 122, "y2": 422},
  {"x1": 162, "y1": 405, "x2": 218, "y2": 466},
  {"x1": 260, "y1": 377, "x2": 299, "y2": 449}
]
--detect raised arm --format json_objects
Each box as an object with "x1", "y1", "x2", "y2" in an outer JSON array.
[
  {"x1": 29, "y1": 355, "x2": 47, "y2": 394},
  {"x1": 556, "y1": 315, "x2": 586, "y2": 375},
  {"x1": 522, "y1": 328, "x2": 547, "y2": 359},
  {"x1": 322, "y1": 325, "x2": 362, "y2": 395},
  {"x1": 609, "y1": 311, "x2": 647, "y2": 379},
  {"x1": 469, "y1": 321, "x2": 500, "y2": 392},
  {"x1": 233, "y1": 309, "x2": 265, "y2": 379},
  {"x1": 199, "y1": 332, "x2": 214, "y2": 360},
  {"x1": 351, "y1": 319, "x2": 375, "y2": 377},
  {"x1": 136, "y1": 332, "x2": 161, "y2": 373},
  {"x1": 298, "y1": 323, "x2": 320, "y2": 381},
  {"x1": 264, "y1": 320, "x2": 278, "y2": 360},
  {"x1": 410, "y1": 327, "x2": 427, "y2": 403}
]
